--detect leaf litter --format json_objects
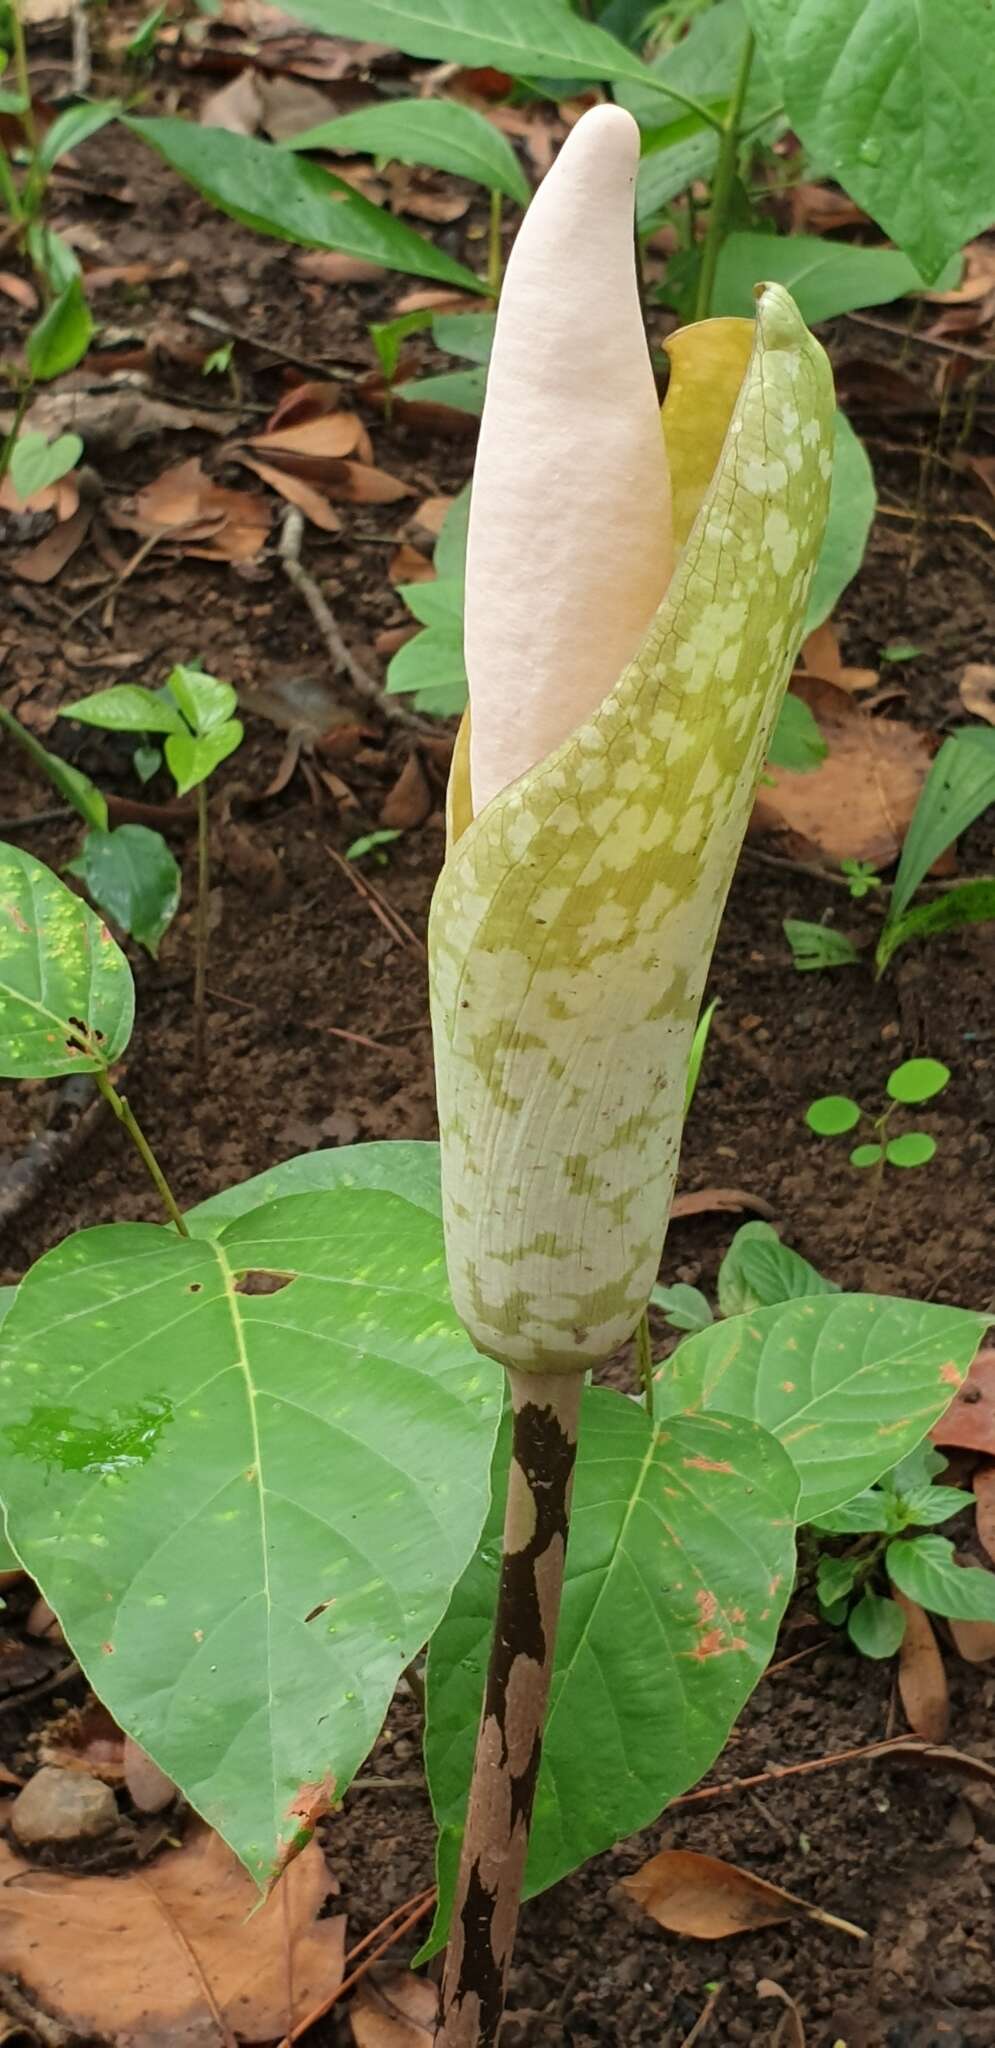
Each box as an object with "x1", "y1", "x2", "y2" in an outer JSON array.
[
  {"x1": 0, "y1": 1815, "x2": 345, "y2": 2044},
  {"x1": 752, "y1": 675, "x2": 933, "y2": 866},
  {"x1": 620, "y1": 1847, "x2": 867, "y2": 1942}
]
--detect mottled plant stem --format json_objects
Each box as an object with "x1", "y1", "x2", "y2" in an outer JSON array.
[{"x1": 436, "y1": 1368, "x2": 583, "y2": 2048}]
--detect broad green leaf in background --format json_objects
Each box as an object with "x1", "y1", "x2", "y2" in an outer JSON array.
[
  {"x1": 617, "y1": 0, "x2": 782, "y2": 217},
  {"x1": 848, "y1": 1589, "x2": 905, "y2": 1658},
  {"x1": 888, "y1": 730, "x2": 995, "y2": 921},
  {"x1": 386, "y1": 624, "x2": 468, "y2": 716},
  {"x1": 803, "y1": 410, "x2": 876, "y2": 633},
  {"x1": 653, "y1": 1294, "x2": 987, "y2": 1520},
  {"x1": 278, "y1": 0, "x2": 664, "y2": 90},
  {"x1": 649, "y1": 1281, "x2": 713, "y2": 1332},
  {"x1": 783, "y1": 918, "x2": 860, "y2": 973},
  {"x1": 9, "y1": 431, "x2": 82, "y2": 499},
  {"x1": 888, "y1": 1536, "x2": 995, "y2": 1621},
  {"x1": 26, "y1": 223, "x2": 81, "y2": 293},
  {"x1": 708, "y1": 232, "x2": 959, "y2": 326},
  {"x1": 0, "y1": 843, "x2": 134, "y2": 1077},
  {"x1": 432, "y1": 310, "x2": 496, "y2": 364},
  {"x1": 716, "y1": 1221, "x2": 835, "y2": 1317},
  {"x1": 186, "y1": 1138, "x2": 442, "y2": 1234},
  {"x1": 0, "y1": 705, "x2": 107, "y2": 832},
  {"x1": 766, "y1": 692, "x2": 827, "y2": 773},
  {"x1": 394, "y1": 366, "x2": 486, "y2": 415},
  {"x1": 26, "y1": 276, "x2": 93, "y2": 381},
  {"x1": 286, "y1": 99, "x2": 531, "y2": 207},
  {"x1": 397, "y1": 579, "x2": 464, "y2": 630},
  {"x1": 811, "y1": 1491, "x2": 893, "y2": 1535},
  {"x1": 125, "y1": 118, "x2": 486, "y2": 293},
  {"x1": 35, "y1": 101, "x2": 119, "y2": 173},
  {"x1": 876, "y1": 879, "x2": 995, "y2": 976},
  {"x1": 67, "y1": 826, "x2": 181, "y2": 959},
  {"x1": 166, "y1": 666, "x2": 237, "y2": 736},
  {"x1": 434, "y1": 483, "x2": 471, "y2": 578},
  {"x1": 165, "y1": 721, "x2": 243, "y2": 796},
  {"x1": 740, "y1": 0, "x2": 995, "y2": 282},
  {"x1": 422, "y1": 1389, "x2": 797, "y2": 1952},
  {"x1": 62, "y1": 685, "x2": 183, "y2": 735},
  {"x1": 0, "y1": 1187, "x2": 501, "y2": 1886}
]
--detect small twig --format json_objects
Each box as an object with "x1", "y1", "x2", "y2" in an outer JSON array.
[
  {"x1": 0, "y1": 1075, "x2": 103, "y2": 1231},
  {"x1": 69, "y1": 0, "x2": 91, "y2": 95},
  {"x1": 845, "y1": 308, "x2": 995, "y2": 367},
  {"x1": 346, "y1": 1773, "x2": 426, "y2": 1791},
  {"x1": 0, "y1": 1659, "x2": 80, "y2": 1716},
  {"x1": 669, "y1": 1734, "x2": 919, "y2": 1810},
  {"x1": 0, "y1": 806, "x2": 68, "y2": 831},
  {"x1": 188, "y1": 307, "x2": 355, "y2": 382},
  {"x1": 275, "y1": 1887, "x2": 437, "y2": 2047},
  {"x1": 681, "y1": 1981, "x2": 724, "y2": 2046},
  {"x1": 278, "y1": 509, "x2": 434, "y2": 735},
  {"x1": 64, "y1": 530, "x2": 161, "y2": 627},
  {"x1": 326, "y1": 843, "x2": 426, "y2": 955},
  {"x1": 763, "y1": 1639, "x2": 828, "y2": 1679},
  {"x1": 878, "y1": 500, "x2": 995, "y2": 548}
]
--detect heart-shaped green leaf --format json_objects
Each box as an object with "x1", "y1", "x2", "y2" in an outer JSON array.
[
  {"x1": 0, "y1": 843, "x2": 134, "y2": 1076},
  {"x1": 0, "y1": 1186, "x2": 501, "y2": 1886},
  {"x1": 166, "y1": 667, "x2": 237, "y2": 737},
  {"x1": 653, "y1": 1294, "x2": 987, "y2": 1520},
  {"x1": 8, "y1": 430, "x2": 82, "y2": 500},
  {"x1": 421, "y1": 1387, "x2": 797, "y2": 1952},
  {"x1": 165, "y1": 721, "x2": 242, "y2": 795},
  {"x1": 70, "y1": 826, "x2": 181, "y2": 958}
]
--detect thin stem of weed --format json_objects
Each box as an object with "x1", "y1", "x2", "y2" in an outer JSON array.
[
  {"x1": 0, "y1": 386, "x2": 30, "y2": 486},
  {"x1": 193, "y1": 780, "x2": 210, "y2": 1081},
  {"x1": 9, "y1": 0, "x2": 40, "y2": 163},
  {"x1": 693, "y1": 29, "x2": 754, "y2": 322},
  {"x1": 486, "y1": 188, "x2": 503, "y2": 297},
  {"x1": 94, "y1": 1070, "x2": 189, "y2": 1236}
]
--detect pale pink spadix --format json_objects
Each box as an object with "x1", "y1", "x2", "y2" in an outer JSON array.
[{"x1": 464, "y1": 103, "x2": 673, "y2": 816}]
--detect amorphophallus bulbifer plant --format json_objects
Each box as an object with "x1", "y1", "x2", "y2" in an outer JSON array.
[{"x1": 428, "y1": 104, "x2": 834, "y2": 2047}]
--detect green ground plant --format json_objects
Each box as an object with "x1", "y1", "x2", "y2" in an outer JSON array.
[{"x1": 806, "y1": 1058, "x2": 951, "y2": 1175}]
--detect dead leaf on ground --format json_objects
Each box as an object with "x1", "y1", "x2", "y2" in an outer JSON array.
[
  {"x1": 383, "y1": 164, "x2": 469, "y2": 224},
  {"x1": 0, "y1": 271, "x2": 38, "y2": 311},
  {"x1": 238, "y1": 454, "x2": 343, "y2": 531},
  {"x1": 670, "y1": 1186, "x2": 775, "y2": 1221},
  {"x1": 380, "y1": 752, "x2": 432, "y2": 829},
  {"x1": 959, "y1": 663, "x2": 995, "y2": 724},
  {"x1": 412, "y1": 495, "x2": 453, "y2": 537},
  {"x1": 893, "y1": 1592, "x2": 950, "y2": 1739},
  {"x1": 82, "y1": 259, "x2": 189, "y2": 294},
  {"x1": 247, "y1": 406, "x2": 373, "y2": 464},
  {"x1": 389, "y1": 541, "x2": 434, "y2": 584},
  {"x1": 797, "y1": 621, "x2": 877, "y2": 695},
  {"x1": 789, "y1": 183, "x2": 867, "y2": 234},
  {"x1": 620, "y1": 1848, "x2": 866, "y2": 1941},
  {"x1": 0, "y1": 1817, "x2": 345, "y2": 2043},
  {"x1": 757, "y1": 1978, "x2": 807, "y2": 2048},
  {"x1": 752, "y1": 676, "x2": 933, "y2": 867},
  {"x1": 13, "y1": 501, "x2": 94, "y2": 583},
  {"x1": 931, "y1": 1350, "x2": 995, "y2": 1455},
  {"x1": 350, "y1": 1971, "x2": 437, "y2": 2045},
  {"x1": 925, "y1": 241, "x2": 995, "y2": 305},
  {"x1": 294, "y1": 251, "x2": 386, "y2": 285},
  {"x1": 114, "y1": 457, "x2": 271, "y2": 563},
  {"x1": 254, "y1": 72, "x2": 339, "y2": 142},
  {"x1": 0, "y1": 470, "x2": 78, "y2": 521},
  {"x1": 10, "y1": 381, "x2": 237, "y2": 454},
  {"x1": 973, "y1": 1465, "x2": 995, "y2": 1566},
  {"x1": 391, "y1": 285, "x2": 477, "y2": 316},
  {"x1": 947, "y1": 1615, "x2": 995, "y2": 1663},
  {"x1": 200, "y1": 66, "x2": 265, "y2": 134}
]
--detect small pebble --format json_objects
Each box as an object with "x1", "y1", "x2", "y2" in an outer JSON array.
[{"x1": 10, "y1": 1765, "x2": 118, "y2": 1848}]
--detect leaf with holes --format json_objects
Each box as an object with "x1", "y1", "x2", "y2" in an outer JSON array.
[
  {"x1": 653, "y1": 1294, "x2": 987, "y2": 1520},
  {"x1": 420, "y1": 1387, "x2": 797, "y2": 1954},
  {"x1": 0, "y1": 843, "x2": 134, "y2": 1077},
  {"x1": 0, "y1": 1186, "x2": 501, "y2": 1886}
]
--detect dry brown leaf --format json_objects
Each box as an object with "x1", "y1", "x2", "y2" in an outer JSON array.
[
  {"x1": 893, "y1": 1592, "x2": 949, "y2": 1740},
  {"x1": 959, "y1": 663, "x2": 995, "y2": 725},
  {"x1": 336, "y1": 461, "x2": 413, "y2": 505},
  {"x1": 973, "y1": 1465, "x2": 995, "y2": 1566},
  {"x1": 757, "y1": 1978, "x2": 807, "y2": 2048},
  {"x1": 947, "y1": 1615, "x2": 995, "y2": 1663},
  {"x1": 620, "y1": 1848, "x2": 866, "y2": 1941},
  {"x1": 350, "y1": 1972, "x2": 436, "y2": 2045},
  {"x1": 412, "y1": 495, "x2": 453, "y2": 537},
  {"x1": 392, "y1": 285, "x2": 477, "y2": 315},
  {"x1": 389, "y1": 541, "x2": 434, "y2": 584},
  {"x1": 12, "y1": 501, "x2": 93, "y2": 583},
  {"x1": 924, "y1": 240, "x2": 995, "y2": 304},
  {"x1": 237, "y1": 453, "x2": 343, "y2": 531},
  {"x1": 931, "y1": 1350, "x2": 995, "y2": 1455},
  {"x1": 0, "y1": 1818, "x2": 345, "y2": 2043},
  {"x1": 384, "y1": 165, "x2": 469, "y2": 224},
  {"x1": 789, "y1": 183, "x2": 867, "y2": 234},
  {"x1": 0, "y1": 470, "x2": 79, "y2": 520},
  {"x1": 752, "y1": 677, "x2": 932, "y2": 866},
  {"x1": 670, "y1": 1186, "x2": 775, "y2": 1221},
  {"x1": 200, "y1": 66, "x2": 264, "y2": 135},
  {"x1": 376, "y1": 624, "x2": 419, "y2": 656},
  {"x1": 797, "y1": 622, "x2": 877, "y2": 695},
  {"x1": 380, "y1": 752, "x2": 432, "y2": 829},
  {"x1": 294, "y1": 251, "x2": 386, "y2": 285},
  {"x1": 0, "y1": 270, "x2": 38, "y2": 311},
  {"x1": 248, "y1": 411, "x2": 372, "y2": 463},
  {"x1": 12, "y1": 382, "x2": 237, "y2": 453},
  {"x1": 255, "y1": 73, "x2": 339, "y2": 142},
  {"x1": 125, "y1": 458, "x2": 271, "y2": 562},
  {"x1": 83, "y1": 259, "x2": 189, "y2": 293}
]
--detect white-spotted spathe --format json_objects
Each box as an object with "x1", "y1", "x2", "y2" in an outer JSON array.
[{"x1": 429, "y1": 283, "x2": 834, "y2": 1373}]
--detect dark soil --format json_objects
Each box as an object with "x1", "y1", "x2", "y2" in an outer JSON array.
[{"x1": 2, "y1": 30, "x2": 995, "y2": 2048}]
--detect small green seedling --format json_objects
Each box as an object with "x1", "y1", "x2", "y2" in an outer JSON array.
[
  {"x1": 881, "y1": 640, "x2": 923, "y2": 663},
  {"x1": 346, "y1": 828, "x2": 402, "y2": 867},
  {"x1": 806, "y1": 1057, "x2": 950, "y2": 1175},
  {"x1": 60, "y1": 666, "x2": 243, "y2": 1076},
  {"x1": 840, "y1": 858, "x2": 881, "y2": 899},
  {"x1": 202, "y1": 340, "x2": 234, "y2": 377},
  {"x1": 811, "y1": 1441, "x2": 995, "y2": 1659},
  {"x1": 7, "y1": 428, "x2": 81, "y2": 500}
]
